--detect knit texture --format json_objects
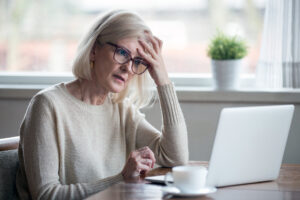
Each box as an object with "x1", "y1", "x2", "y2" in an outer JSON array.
[{"x1": 16, "y1": 82, "x2": 189, "y2": 200}]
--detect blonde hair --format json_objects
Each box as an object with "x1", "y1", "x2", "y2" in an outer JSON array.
[{"x1": 72, "y1": 10, "x2": 156, "y2": 109}]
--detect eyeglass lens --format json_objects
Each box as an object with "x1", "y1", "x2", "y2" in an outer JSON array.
[{"x1": 114, "y1": 46, "x2": 148, "y2": 75}]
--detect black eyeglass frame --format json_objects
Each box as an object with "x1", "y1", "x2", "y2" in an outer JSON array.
[{"x1": 106, "y1": 42, "x2": 150, "y2": 75}]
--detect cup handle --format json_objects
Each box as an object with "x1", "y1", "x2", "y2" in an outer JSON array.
[{"x1": 164, "y1": 172, "x2": 174, "y2": 187}]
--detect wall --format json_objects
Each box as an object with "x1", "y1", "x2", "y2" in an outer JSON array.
[
  {"x1": 143, "y1": 101, "x2": 300, "y2": 164},
  {"x1": 0, "y1": 90, "x2": 299, "y2": 163}
]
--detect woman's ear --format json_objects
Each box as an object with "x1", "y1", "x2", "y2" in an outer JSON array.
[{"x1": 89, "y1": 44, "x2": 97, "y2": 61}]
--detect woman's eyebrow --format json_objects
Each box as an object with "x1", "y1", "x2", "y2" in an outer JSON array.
[
  {"x1": 119, "y1": 44, "x2": 144, "y2": 58},
  {"x1": 117, "y1": 44, "x2": 132, "y2": 55}
]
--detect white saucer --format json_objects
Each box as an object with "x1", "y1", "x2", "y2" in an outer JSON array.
[{"x1": 162, "y1": 186, "x2": 217, "y2": 197}]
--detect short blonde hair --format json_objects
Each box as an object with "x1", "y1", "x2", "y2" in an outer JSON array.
[{"x1": 72, "y1": 10, "x2": 155, "y2": 109}]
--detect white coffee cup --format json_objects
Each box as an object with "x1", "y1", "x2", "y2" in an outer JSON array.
[{"x1": 164, "y1": 166, "x2": 208, "y2": 193}]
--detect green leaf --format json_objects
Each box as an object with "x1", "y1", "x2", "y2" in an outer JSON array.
[{"x1": 207, "y1": 31, "x2": 248, "y2": 60}]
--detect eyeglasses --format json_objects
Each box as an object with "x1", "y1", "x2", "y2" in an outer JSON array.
[{"x1": 106, "y1": 42, "x2": 150, "y2": 75}]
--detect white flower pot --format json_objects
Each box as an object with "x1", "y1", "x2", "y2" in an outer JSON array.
[{"x1": 211, "y1": 59, "x2": 243, "y2": 90}]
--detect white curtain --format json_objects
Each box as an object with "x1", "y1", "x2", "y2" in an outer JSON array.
[{"x1": 256, "y1": 0, "x2": 300, "y2": 88}]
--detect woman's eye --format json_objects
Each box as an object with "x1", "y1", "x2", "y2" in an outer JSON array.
[
  {"x1": 134, "y1": 59, "x2": 142, "y2": 65},
  {"x1": 117, "y1": 48, "x2": 129, "y2": 58}
]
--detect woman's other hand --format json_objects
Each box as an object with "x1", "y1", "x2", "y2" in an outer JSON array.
[
  {"x1": 121, "y1": 146, "x2": 156, "y2": 180},
  {"x1": 137, "y1": 33, "x2": 171, "y2": 86}
]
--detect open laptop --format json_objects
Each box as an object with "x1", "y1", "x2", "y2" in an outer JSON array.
[
  {"x1": 146, "y1": 105, "x2": 295, "y2": 187},
  {"x1": 206, "y1": 104, "x2": 294, "y2": 187}
]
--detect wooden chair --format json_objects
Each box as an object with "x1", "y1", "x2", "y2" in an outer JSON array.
[{"x1": 0, "y1": 136, "x2": 20, "y2": 200}]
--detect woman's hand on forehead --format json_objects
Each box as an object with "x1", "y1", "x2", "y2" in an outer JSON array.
[{"x1": 137, "y1": 33, "x2": 171, "y2": 86}]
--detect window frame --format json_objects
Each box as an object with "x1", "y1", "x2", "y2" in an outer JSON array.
[
  {"x1": 1, "y1": 73, "x2": 300, "y2": 105},
  {"x1": 0, "y1": 72, "x2": 256, "y2": 88}
]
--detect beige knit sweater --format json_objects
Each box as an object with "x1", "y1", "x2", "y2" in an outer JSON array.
[{"x1": 16, "y1": 82, "x2": 189, "y2": 200}]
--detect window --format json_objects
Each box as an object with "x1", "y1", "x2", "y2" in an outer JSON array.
[{"x1": 0, "y1": 0, "x2": 266, "y2": 78}]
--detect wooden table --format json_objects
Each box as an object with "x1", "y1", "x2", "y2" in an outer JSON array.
[{"x1": 86, "y1": 161, "x2": 300, "y2": 200}]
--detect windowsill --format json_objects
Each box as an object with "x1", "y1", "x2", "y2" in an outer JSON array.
[
  {"x1": 176, "y1": 87, "x2": 300, "y2": 103},
  {"x1": 1, "y1": 84, "x2": 300, "y2": 103}
]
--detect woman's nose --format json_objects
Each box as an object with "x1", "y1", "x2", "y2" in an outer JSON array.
[{"x1": 120, "y1": 61, "x2": 134, "y2": 74}]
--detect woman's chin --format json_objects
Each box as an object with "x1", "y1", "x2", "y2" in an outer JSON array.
[
  {"x1": 108, "y1": 79, "x2": 128, "y2": 93},
  {"x1": 109, "y1": 84, "x2": 126, "y2": 93}
]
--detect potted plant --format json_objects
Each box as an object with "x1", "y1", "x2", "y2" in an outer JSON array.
[{"x1": 207, "y1": 31, "x2": 248, "y2": 90}]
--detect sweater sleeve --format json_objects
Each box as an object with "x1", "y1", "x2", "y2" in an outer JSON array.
[
  {"x1": 19, "y1": 94, "x2": 123, "y2": 200},
  {"x1": 135, "y1": 83, "x2": 189, "y2": 167}
]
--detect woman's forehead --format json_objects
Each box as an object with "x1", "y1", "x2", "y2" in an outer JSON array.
[{"x1": 116, "y1": 37, "x2": 144, "y2": 56}]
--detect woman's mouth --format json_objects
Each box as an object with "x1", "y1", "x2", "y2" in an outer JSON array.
[{"x1": 113, "y1": 74, "x2": 125, "y2": 83}]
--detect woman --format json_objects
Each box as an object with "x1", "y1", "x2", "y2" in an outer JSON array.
[{"x1": 16, "y1": 10, "x2": 189, "y2": 200}]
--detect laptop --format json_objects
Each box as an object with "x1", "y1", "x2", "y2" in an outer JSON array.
[
  {"x1": 206, "y1": 104, "x2": 294, "y2": 187},
  {"x1": 146, "y1": 105, "x2": 295, "y2": 187}
]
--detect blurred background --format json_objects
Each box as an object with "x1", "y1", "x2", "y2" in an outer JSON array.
[
  {"x1": 2, "y1": 0, "x2": 300, "y2": 165},
  {"x1": 0, "y1": 0, "x2": 266, "y2": 75}
]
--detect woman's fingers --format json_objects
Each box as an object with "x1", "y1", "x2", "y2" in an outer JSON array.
[
  {"x1": 136, "y1": 48, "x2": 155, "y2": 65},
  {"x1": 137, "y1": 146, "x2": 156, "y2": 168},
  {"x1": 144, "y1": 32, "x2": 162, "y2": 52},
  {"x1": 153, "y1": 36, "x2": 163, "y2": 49},
  {"x1": 137, "y1": 162, "x2": 151, "y2": 172},
  {"x1": 138, "y1": 40, "x2": 157, "y2": 59},
  {"x1": 146, "y1": 34, "x2": 160, "y2": 53},
  {"x1": 122, "y1": 147, "x2": 157, "y2": 180},
  {"x1": 139, "y1": 158, "x2": 153, "y2": 168}
]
